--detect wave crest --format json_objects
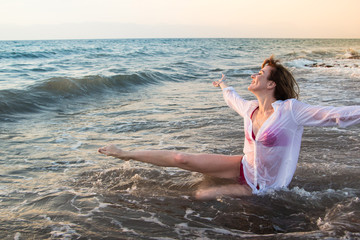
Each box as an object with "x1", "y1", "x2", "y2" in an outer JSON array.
[
  {"x1": 0, "y1": 71, "x2": 172, "y2": 119},
  {"x1": 343, "y1": 49, "x2": 360, "y2": 59}
]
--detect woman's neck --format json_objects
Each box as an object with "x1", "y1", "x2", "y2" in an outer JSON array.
[{"x1": 256, "y1": 94, "x2": 277, "y2": 114}]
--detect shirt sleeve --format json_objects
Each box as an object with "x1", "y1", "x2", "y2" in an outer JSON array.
[
  {"x1": 291, "y1": 99, "x2": 360, "y2": 128},
  {"x1": 222, "y1": 87, "x2": 249, "y2": 117}
]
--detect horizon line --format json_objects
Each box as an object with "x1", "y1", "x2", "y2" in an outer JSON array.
[{"x1": 1, "y1": 37, "x2": 360, "y2": 42}]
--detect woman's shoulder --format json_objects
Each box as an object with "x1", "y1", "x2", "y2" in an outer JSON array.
[{"x1": 272, "y1": 98, "x2": 305, "y2": 114}]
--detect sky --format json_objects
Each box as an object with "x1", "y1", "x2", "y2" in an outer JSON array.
[{"x1": 0, "y1": 0, "x2": 359, "y2": 40}]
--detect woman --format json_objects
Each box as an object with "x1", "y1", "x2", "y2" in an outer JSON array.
[{"x1": 98, "y1": 56, "x2": 360, "y2": 200}]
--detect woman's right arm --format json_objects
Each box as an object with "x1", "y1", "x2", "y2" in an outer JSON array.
[{"x1": 213, "y1": 74, "x2": 249, "y2": 117}]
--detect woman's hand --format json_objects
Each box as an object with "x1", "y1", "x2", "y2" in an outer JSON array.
[{"x1": 213, "y1": 74, "x2": 227, "y2": 88}]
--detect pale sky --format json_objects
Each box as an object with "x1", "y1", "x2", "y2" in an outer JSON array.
[{"x1": 0, "y1": 0, "x2": 359, "y2": 40}]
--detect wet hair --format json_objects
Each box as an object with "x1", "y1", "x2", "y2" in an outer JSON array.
[{"x1": 262, "y1": 55, "x2": 299, "y2": 100}]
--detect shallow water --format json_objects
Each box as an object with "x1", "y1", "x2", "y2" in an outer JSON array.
[{"x1": 0, "y1": 38, "x2": 359, "y2": 239}]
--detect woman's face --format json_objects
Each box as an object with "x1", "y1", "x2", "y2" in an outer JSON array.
[{"x1": 248, "y1": 65, "x2": 274, "y2": 92}]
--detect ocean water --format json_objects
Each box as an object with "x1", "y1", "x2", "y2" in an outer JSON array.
[{"x1": 0, "y1": 38, "x2": 359, "y2": 239}]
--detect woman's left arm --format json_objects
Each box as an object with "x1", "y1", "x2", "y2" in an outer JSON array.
[{"x1": 292, "y1": 100, "x2": 360, "y2": 128}]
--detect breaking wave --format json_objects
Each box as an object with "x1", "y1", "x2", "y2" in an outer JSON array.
[{"x1": 0, "y1": 71, "x2": 172, "y2": 118}]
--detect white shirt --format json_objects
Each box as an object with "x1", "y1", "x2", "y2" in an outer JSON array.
[{"x1": 223, "y1": 87, "x2": 360, "y2": 193}]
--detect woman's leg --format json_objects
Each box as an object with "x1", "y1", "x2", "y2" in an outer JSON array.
[
  {"x1": 98, "y1": 144, "x2": 242, "y2": 180},
  {"x1": 194, "y1": 184, "x2": 252, "y2": 200}
]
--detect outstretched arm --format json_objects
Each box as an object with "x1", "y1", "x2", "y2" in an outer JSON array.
[
  {"x1": 292, "y1": 100, "x2": 360, "y2": 128},
  {"x1": 213, "y1": 74, "x2": 250, "y2": 118}
]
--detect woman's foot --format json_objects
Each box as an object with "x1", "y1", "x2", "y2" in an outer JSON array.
[{"x1": 98, "y1": 144, "x2": 129, "y2": 160}]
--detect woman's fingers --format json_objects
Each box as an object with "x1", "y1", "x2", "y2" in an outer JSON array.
[
  {"x1": 213, "y1": 81, "x2": 220, "y2": 87},
  {"x1": 213, "y1": 74, "x2": 226, "y2": 87}
]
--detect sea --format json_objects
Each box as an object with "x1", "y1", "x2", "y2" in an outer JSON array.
[{"x1": 0, "y1": 38, "x2": 359, "y2": 239}]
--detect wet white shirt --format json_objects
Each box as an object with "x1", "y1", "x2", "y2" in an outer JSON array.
[{"x1": 223, "y1": 87, "x2": 360, "y2": 193}]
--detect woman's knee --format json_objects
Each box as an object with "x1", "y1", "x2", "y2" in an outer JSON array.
[{"x1": 173, "y1": 153, "x2": 189, "y2": 166}]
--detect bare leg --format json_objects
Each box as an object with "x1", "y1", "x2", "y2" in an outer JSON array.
[
  {"x1": 98, "y1": 144, "x2": 242, "y2": 179},
  {"x1": 98, "y1": 144, "x2": 252, "y2": 199},
  {"x1": 194, "y1": 184, "x2": 252, "y2": 200}
]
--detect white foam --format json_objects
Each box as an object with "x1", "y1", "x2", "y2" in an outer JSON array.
[
  {"x1": 317, "y1": 197, "x2": 360, "y2": 234},
  {"x1": 78, "y1": 197, "x2": 110, "y2": 217},
  {"x1": 175, "y1": 222, "x2": 189, "y2": 228},
  {"x1": 121, "y1": 227, "x2": 139, "y2": 235},
  {"x1": 111, "y1": 219, "x2": 123, "y2": 227},
  {"x1": 141, "y1": 213, "x2": 167, "y2": 227},
  {"x1": 342, "y1": 48, "x2": 360, "y2": 59},
  {"x1": 206, "y1": 227, "x2": 243, "y2": 237},
  {"x1": 40, "y1": 214, "x2": 52, "y2": 221},
  {"x1": 181, "y1": 195, "x2": 190, "y2": 199},
  {"x1": 174, "y1": 222, "x2": 245, "y2": 239},
  {"x1": 184, "y1": 208, "x2": 194, "y2": 219},
  {"x1": 184, "y1": 208, "x2": 213, "y2": 221},
  {"x1": 291, "y1": 186, "x2": 313, "y2": 197},
  {"x1": 50, "y1": 223, "x2": 81, "y2": 239},
  {"x1": 287, "y1": 58, "x2": 316, "y2": 68},
  {"x1": 110, "y1": 219, "x2": 140, "y2": 235}
]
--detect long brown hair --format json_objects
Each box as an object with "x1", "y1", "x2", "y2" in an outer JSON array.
[{"x1": 262, "y1": 56, "x2": 299, "y2": 100}]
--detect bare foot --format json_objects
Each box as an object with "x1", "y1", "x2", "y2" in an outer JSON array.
[{"x1": 98, "y1": 144, "x2": 129, "y2": 160}]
